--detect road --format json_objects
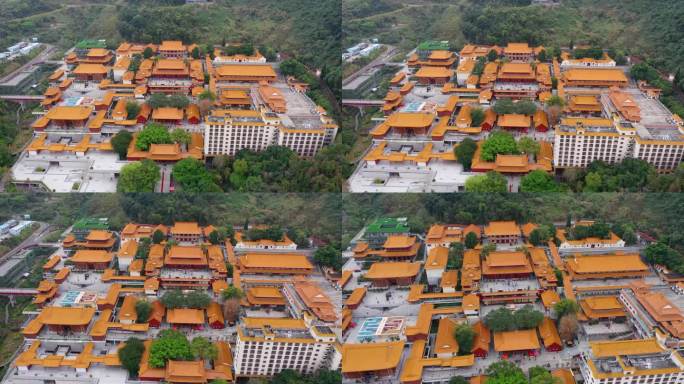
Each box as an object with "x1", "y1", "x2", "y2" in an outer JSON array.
[
  {"x1": 342, "y1": 45, "x2": 397, "y2": 88},
  {"x1": 0, "y1": 44, "x2": 55, "y2": 85},
  {"x1": 0, "y1": 222, "x2": 52, "y2": 266}
]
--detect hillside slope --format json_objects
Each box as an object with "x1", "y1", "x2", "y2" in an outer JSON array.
[
  {"x1": 343, "y1": 0, "x2": 684, "y2": 72},
  {"x1": 0, "y1": 0, "x2": 340, "y2": 74}
]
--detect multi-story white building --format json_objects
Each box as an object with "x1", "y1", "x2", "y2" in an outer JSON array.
[
  {"x1": 554, "y1": 117, "x2": 633, "y2": 168},
  {"x1": 204, "y1": 109, "x2": 281, "y2": 156},
  {"x1": 204, "y1": 108, "x2": 334, "y2": 157},
  {"x1": 277, "y1": 128, "x2": 327, "y2": 157},
  {"x1": 234, "y1": 317, "x2": 338, "y2": 377},
  {"x1": 578, "y1": 338, "x2": 684, "y2": 384},
  {"x1": 554, "y1": 109, "x2": 684, "y2": 171}
]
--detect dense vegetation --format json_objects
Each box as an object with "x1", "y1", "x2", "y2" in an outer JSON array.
[
  {"x1": 0, "y1": 194, "x2": 343, "y2": 248},
  {"x1": 484, "y1": 305, "x2": 544, "y2": 332},
  {"x1": 340, "y1": 194, "x2": 684, "y2": 263},
  {"x1": 344, "y1": 0, "x2": 684, "y2": 73}
]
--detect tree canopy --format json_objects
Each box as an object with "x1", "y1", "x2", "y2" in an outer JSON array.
[
  {"x1": 314, "y1": 245, "x2": 343, "y2": 271},
  {"x1": 117, "y1": 160, "x2": 160, "y2": 193},
  {"x1": 149, "y1": 329, "x2": 193, "y2": 368},
  {"x1": 481, "y1": 132, "x2": 519, "y2": 162},
  {"x1": 455, "y1": 138, "x2": 477, "y2": 171},
  {"x1": 520, "y1": 170, "x2": 563, "y2": 192},
  {"x1": 161, "y1": 290, "x2": 211, "y2": 309},
  {"x1": 135, "y1": 123, "x2": 172, "y2": 151},
  {"x1": 135, "y1": 300, "x2": 152, "y2": 323},
  {"x1": 484, "y1": 305, "x2": 544, "y2": 332},
  {"x1": 111, "y1": 130, "x2": 133, "y2": 160},
  {"x1": 118, "y1": 337, "x2": 145, "y2": 376},
  {"x1": 465, "y1": 172, "x2": 508, "y2": 192},
  {"x1": 172, "y1": 158, "x2": 222, "y2": 192}
]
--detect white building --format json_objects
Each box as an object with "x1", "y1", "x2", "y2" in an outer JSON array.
[
  {"x1": 204, "y1": 109, "x2": 281, "y2": 156},
  {"x1": 234, "y1": 317, "x2": 338, "y2": 377},
  {"x1": 204, "y1": 108, "x2": 334, "y2": 158},
  {"x1": 234, "y1": 231, "x2": 298, "y2": 251},
  {"x1": 9, "y1": 221, "x2": 33, "y2": 236},
  {"x1": 578, "y1": 339, "x2": 684, "y2": 384}
]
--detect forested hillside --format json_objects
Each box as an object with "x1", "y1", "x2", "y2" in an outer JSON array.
[
  {"x1": 341, "y1": 193, "x2": 684, "y2": 259},
  {"x1": 0, "y1": 0, "x2": 340, "y2": 82},
  {"x1": 0, "y1": 193, "x2": 343, "y2": 246},
  {"x1": 343, "y1": 0, "x2": 684, "y2": 72}
]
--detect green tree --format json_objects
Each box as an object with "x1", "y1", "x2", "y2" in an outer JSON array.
[
  {"x1": 136, "y1": 238, "x2": 151, "y2": 259},
  {"x1": 450, "y1": 377, "x2": 469, "y2": 384},
  {"x1": 486, "y1": 361, "x2": 527, "y2": 384},
  {"x1": 493, "y1": 99, "x2": 515, "y2": 115},
  {"x1": 513, "y1": 304, "x2": 544, "y2": 329},
  {"x1": 117, "y1": 160, "x2": 160, "y2": 193},
  {"x1": 190, "y1": 336, "x2": 218, "y2": 360},
  {"x1": 465, "y1": 232, "x2": 478, "y2": 249},
  {"x1": 136, "y1": 123, "x2": 172, "y2": 151},
  {"x1": 128, "y1": 54, "x2": 142, "y2": 72},
  {"x1": 471, "y1": 108, "x2": 485, "y2": 127},
  {"x1": 111, "y1": 130, "x2": 133, "y2": 160},
  {"x1": 152, "y1": 229, "x2": 165, "y2": 244},
  {"x1": 487, "y1": 49, "x2": 498, "y2": 62},
  {"x1": 553, "y1": 298, "x2": 579, "y2": 318},
  {"x1": 168, "y1": 94, "x2": 190, "y2": 109},
  {"x1": 170, "y1": 128, "x2": 191, "y2": 146},
  {"x1": 143, "y1": 47, "x2": 153, "y2": 59},
  {"x1": 520, "y1": 170, "x2": 562, "y2": 192},
  {"x1": 537, "y1": 49, "x2": 547, "y2": 62},
  {"x1": 546, "y1": 95, "x2": 565, "y2": 107},
  {"x1": 198, "y1": 89, "x2": 216, "y2": 101},
  {"x1": 484, "y1": 307, "x2": 516, "y2": 332},
  {"x1": 454, "y1": 323, "x2": 475, "y2": 355},
  {"x1": 448, "y1": 242, "x2": 465, "y2": 269},
  {"x1": 118, "y1": 337, "x2": 145, "y2": 376},
  {"x1": 185, "y1": 290, "x2": 211, "y2": 308},
  {"x1": 172, "y1": 158, "x2": 222, "y2": 192},
  {"x1": 515, "y1": 100, "x2": 537, "y2": 115},
  {"x1": 465, "y1": 172, "x2": 507, "y2": 192},
  {"x1": 135, "y1": 300, "x2": 152, "y2": 323},
  {"x1": 126, "y1": 101, "x2": 141, "y2": 120},
  {"x1": 583, "y1": 172, "x2": 603, "y2": 192},
  {"x1": 529, "y1": 228, "x2": 546, "y2": 246},
  {"x1": 148, "y1": 94, "x2": 169, "y2": 109},
  {"x1": 314, "y1": 245, "x2": 343, "y2": 271},
  {"x1": 481, "y1": 132, "x2": 519, "y2": 162},
  {"x1": 517, "y1": 137, "x2": 540, "y2": 156},
  {"x1": 455, "y1": 138, "x2": 477, "y2": 171},
  {"x1": 161, "y1": 289, "x2": 185, "y2": 309},
  {"x1": 208, "y1": 229, "x2": 225, "y2": 245},
  {"x1": 149, "y1": 329, "x2": 193, "y2": 368},
  {"x1": 191, "y1": 46, "x2": 201, "y2": 59},
  {"x1": 530, "y1": 369, "x2": 560, "y2": 384},
  {"x1": 221, "y1": 285, "x2": 244, "y2": 301}
]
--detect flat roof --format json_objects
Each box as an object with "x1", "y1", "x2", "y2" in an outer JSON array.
[
  {"x1": 563, "y1": 68, "x2": 628, "y2": 82},
  {"x1": 37, "y1": 306, "x2": 96, "y2": 326},
  {"x1": 590, "y1": 338, "x2": 665, "y2": 358},
  {"x1": 240, "y1": 253, "x2": 313, "y2": 270},
  {"x1": 71, "y1": 250, "x2": 113, "y2": 263},
  {"x1": 385, "y1": 112, "x2": 434, "y2": 128},
  {"x1": 365, "y1": 262, "x2": 421, "y2": 279},
  {"x1": 216, "y1": 64, "x2": 277, "y2": 78},
  {"x1": 493, "y1": 329, "x2": 540, "y2": 352},
  {"x1": 484, "y1": 221, "x2": 521, "y2": 237},
  {"x1": 45, "y1": 106, "x2": 92, "y2": 121},
  {"x1": 166, "y1": 308, "x2": 205, "y2": 324},
  {"x1": 341, "y1": 341, "x2": 404, "y2": 373},
  {"x1": 567, "y1": 254, "x2": 648, "y2": 274}
]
